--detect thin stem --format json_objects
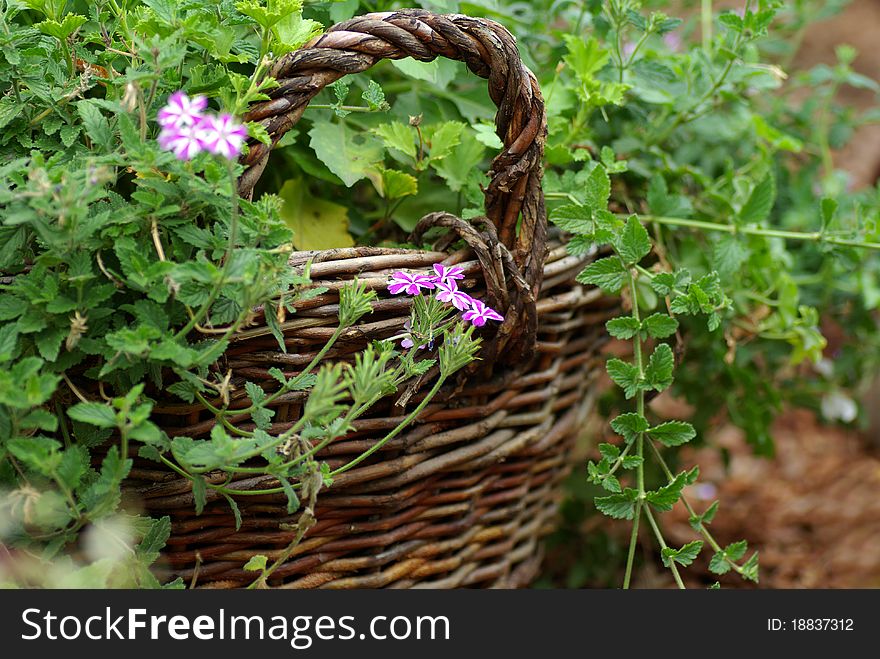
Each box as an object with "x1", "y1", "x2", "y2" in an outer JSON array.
[
  {"x1": 623, "y1": 267, "x2": 646, "y2": 589},
  {"x1": 633, "y1": 214, "x2": 880, "y2": 251},
  {"x1": 173, "y1": 159, "x2": 240, "y2": 339},
  {"x1": 644, "y1": 504, "x2": 686, "y2": 589},
  {"x1": 647, "y1": 440, "x2": 748, "y2": 576},
  {"x1": 329, "y1": 376, "x2": 446, "y2": 477},
  {"x1": 701, "y1": 0, "x2": 713, "y2": 52}
]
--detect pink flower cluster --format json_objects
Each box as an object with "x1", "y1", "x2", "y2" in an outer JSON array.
[
  {"x1": 388, "y1": 263, "x2": 504, "y2": 340},
  {"x1": 156, "y1": 91, "x2": 248, "y2": 161}
]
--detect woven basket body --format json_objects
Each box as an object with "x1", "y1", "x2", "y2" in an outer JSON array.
[{"x1": 128, "y1": 9, "x2": 614, "y2": 588}]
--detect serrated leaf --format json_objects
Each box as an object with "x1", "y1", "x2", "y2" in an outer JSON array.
[
  {"x1": 606, "y1": 358, "x2": 640, "y2": 399},
  {"x1": 689, "y1": 500, "x2": 719, "y2": 531},
  {"x1": 425, "y1": 122, "x2": 465, "y2": 162},
  {"x1": 725, "y1": 539, "x2": 748, "y2": 561},
  {"x1": 584, "y1": 164, "x2": 611, "y2": 212},
  {"x1": 598, "y1": 442, "x2": 620, "y2": 462},
  {"x1": 601, "y1": 473, "x2": 622, "y2": 493},
  {"x1": 367, "y1": 166, "x2": 417, "y2": 200},
  {"x1": 76, "y1": 100, "x2": 114, "y2": 151},
  {"x1": 243, "y1": 554, "x2": 268, "y2": 572},
  {"x1": 222, "y1": 493, "x2": 243, "y2": 530},
  {"x1": 740, "y1": 176, "x2": 775, "y2": 224},
  {"x1": 192, "y1": 475, "x2": 207, "y2": 515},
  {"x1": 606, "y1": 316, "x2": 641, "y2": 339},
  {"x1": 621, "y1": 455, "x2": 643, "y2": 469},
  {"x1": 650, "y1": 272, "x2": 675, "y2": 296},
  {"x1": 644, "y1": 343, "x2": 674, "y2": 392},
  {"x1": 371, "y1": 121, "x2": 416, "y2": 160},
  {"x1": 642, "y1": 313, "x2": 678, "y2": 339},
  {"x1": 616, "y1": 215, "x2": 651, "y2": 265},
  {"x1": 661, "y1": 540, "x2": 704, "y2": 568},
  {"x1": 576, "y1": 256, "x2": 627, "y2": 293},
  {"x1": 610, "y1": 412, "x2": 649, "y2": 443},
  {"x1": 67, "y1": 402, "x2": 117, "y2": 428},
  {"x1": 136, "y1": 516, "x2": 171, "y2": 564},
  {"x1": 713, "y1": 234, "x2": 749, "y2": 277},
  {"x1": 648, "y1": 420, "x2": 696, "y2": 446},
  {"x1": 550, "y1": 204, "x2": 592, "y2": 235},
  {"x1": 646, "y1": 472, "x2": 686, "y2": 511},
  {"x1": 741, "y1": 552, "x2": 760, "y2": 583},
  {"x1": 594, "y1": 488, "x2": 638, "y2": 519}
]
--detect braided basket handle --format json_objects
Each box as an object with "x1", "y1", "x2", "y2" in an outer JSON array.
[{"x1": 240, "y1": 9, "x2": 548, "y2": 362}]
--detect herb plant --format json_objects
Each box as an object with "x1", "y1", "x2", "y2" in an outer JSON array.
[{"x1": 1, "y1": 0, "x2": 879, "y2": 588}]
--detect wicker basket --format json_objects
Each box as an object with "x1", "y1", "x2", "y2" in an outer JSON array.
[{"x1": 127, "y1": 8, "x2": 616, "y2": 588}]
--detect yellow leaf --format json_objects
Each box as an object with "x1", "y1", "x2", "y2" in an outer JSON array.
[{"x1": 279, "y1": 178, "x2": 354, "y2": 251}]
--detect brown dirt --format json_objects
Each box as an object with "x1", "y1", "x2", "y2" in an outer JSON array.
[{"x1": 663, "y1": 409, "x2": 880, "y2": 588}]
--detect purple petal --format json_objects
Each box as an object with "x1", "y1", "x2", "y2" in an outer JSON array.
[{"x1": 388, "y1": 282, "x2": 408, "y2": 295}]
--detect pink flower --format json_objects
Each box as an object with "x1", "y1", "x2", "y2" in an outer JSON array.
[
  {"x1": 432, "y1": 263, "x2": 465, "y2": 285},
  {"x1": 435, "y1": 280, "x2": 472, "y2": 311},
  {"x1": 158, "y1": 123, "x2": 203, "y2": 160},
  {"x1": 194, "y1": 113, "x2": 248, "y2": 160},
  {"x1": 462, "y1": 298, "x2": 504, "y2": 327},
  {"x1": 388, "y1": 271, "x2": 437, "y2": 296},
  {"x1": 157, "y1": 91, "x2": 207, "y2": 129}
]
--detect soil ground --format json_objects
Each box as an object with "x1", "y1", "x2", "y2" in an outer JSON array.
[{"x1": 664, "y1": 409, "x2": 880, "y2": 588}]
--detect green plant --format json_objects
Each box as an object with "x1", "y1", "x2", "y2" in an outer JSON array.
[{"x1": 2, "y1": 0, "x2": 879, "y2": 589}]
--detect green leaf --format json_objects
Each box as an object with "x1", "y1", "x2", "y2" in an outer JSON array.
[
  {"x1": 431, "y1": 131, "x2": 485, "y2": 191},
  {"x1": 642, "y1": 313, "x2": 678, "y2": 339},
  {"x1": 648, "y1": 420, "x2": 696, "y2": 446},
  {"x1": 739, "y1": 176, "x2": 775, "y2": 224},
  {"x1": 594, "y1": 488, "x2": 638, "y2": 519},
  {"x1": 689, "y1": 500, "x2": 719, "y2": 531},
  {"x1": 8, "y1": 436, "x2": 62, "y2": 476},
  {"x1": 713, "y1": 234, "x2": 749, "y2": 277},
  {"x1": 661, "y1": 540, "x2": 704, "y2": 568},
  {"x1": 367, "y1": 166, "x2": 418, "y2": 200},
  {"x1": 67, "y1": 402, "x2": 118, "y2": 429},
  {"x1": 223, "y1": 493, "x2": 243, "y2": 530},
  {"x1": 192, "y1": 475, "x2": 207, "y2": 515},
  {"x1": 741, "y1": 552, "x2": 760, "y2": 583},
  {"x1": 309, "y1": 119, "x2": 383, "y2": 186},
  {"x1": 563, "y1": 35, "x2": 609, "y2": 82},
  {"x1": 37, "y1": 14, "x2": 87, "y2": 40},
  {"x1": 136, "y1": 516, "x2": 171, "y2": 565},
  {"x1": 646, "y1": 472, "x2": 686, "y2": 511},
  {"x1": 576, "y1": 256, "x2": 627, "y2": 293},
  {"x1": 361, "y1": 81, "x2": 388, "y2": 111},
  {"x1": 371, "y1": 121, "x2": 417, "y2": 160},
  {"x1": 621, "y1": 455, "x2": 643, "y2": 469},
  {"x1": 550, "y1": 204, "x2": 592, "y2": 235},
  {"x1": 616, "y1": 216, "x2": 651, "y2": 265},
  {"x1": 425, "y1": 121, "x2": 465, "y2": 162},
  {"x1": 280, "y1": 477, "x2": 300, "y2": 514},
  {"x1": 606, "y1": 358, "x2": 640, "y2": 399},
  {"x1": 243, "y1": 554, "x2": 268, "y2": 572},
  {"x1": 279, "y1": 177, "x2": 354, "y2": 251},
  {"x1": 610, "y1": 412, "x2": 649, "y2": 443},
  {"x1": 0, "y1": 323, "x2": 19, "y2": 362},
  {"x1": 606, "y1": 316, "x2": 641, "y2": 339},
  {"x1": 76, "y1": 100, "x2": 114, "y2": 151},
  {"x1": 583, "y1": 164, "x2": 611, "y2": 212},
  {"x1": 709, "y1": 550, "x2": 731, "y2": 575},
  {"x1": 644, "y1": 343, "x2": 674, "y2": 392},
  {"x1": 273, "y1": 11, "x2": 322, "y2": 53},
  {"x1": 820, "y1": 197, "x2": 838, "y2": 231}
]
